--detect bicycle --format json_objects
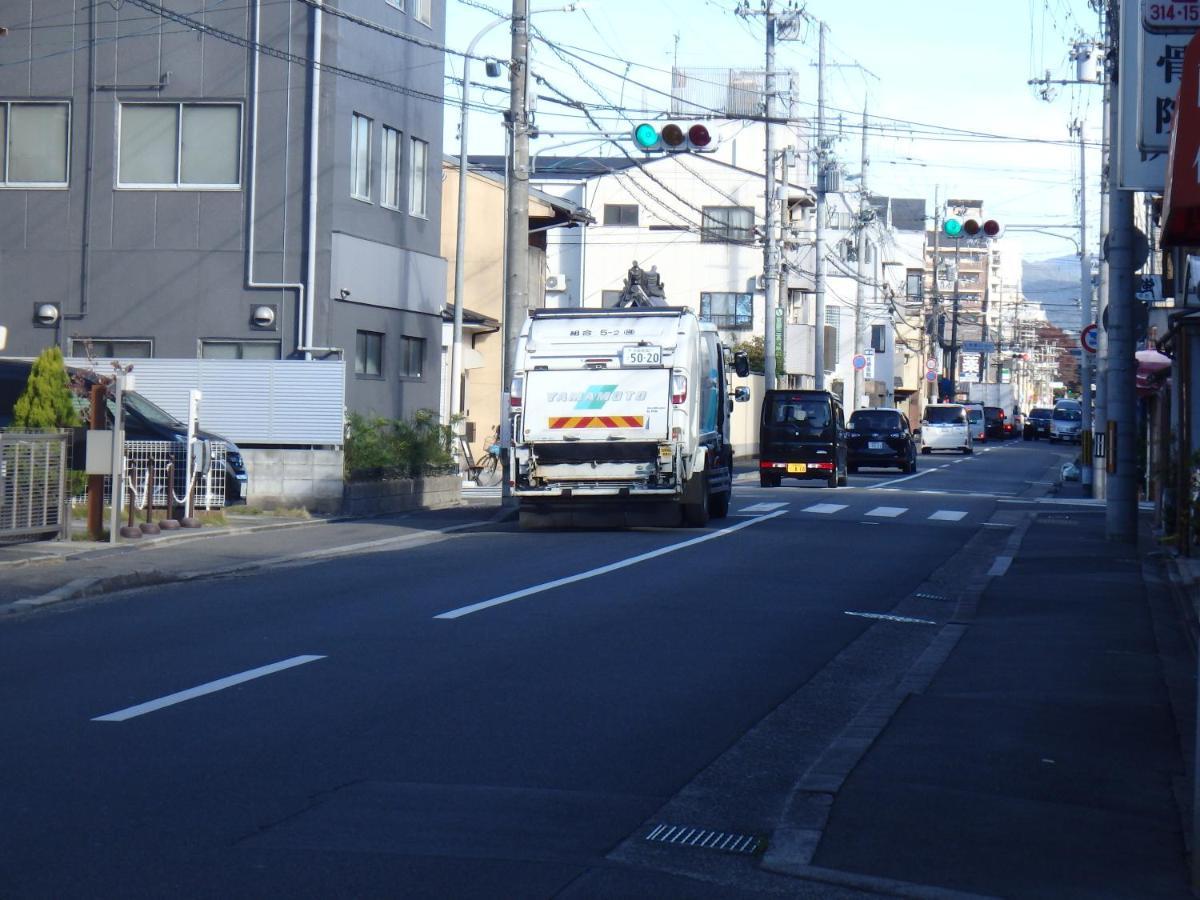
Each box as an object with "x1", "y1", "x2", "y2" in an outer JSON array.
[{"x1": 463, "y1": 427, "x2": 502, "y2": 486}]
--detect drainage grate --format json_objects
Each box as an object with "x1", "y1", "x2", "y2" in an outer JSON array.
[
  {"x1": 914, "y1": 591, "x2": 947, "y2": 602},
  {"x1": 644, "y1": 823, "x2": 763, "y2": 855}
]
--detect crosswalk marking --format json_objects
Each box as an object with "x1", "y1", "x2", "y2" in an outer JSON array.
[
  {"x1": 740, "y1": 502, "x2": 789, "y2": 513},
  {"x1": 928, "y1": 510, "x2": 967, "y2": 522},
  {"x1": 802, "y1": 503, "x2": 848, "y2": 515},
  {"x1": 866, "y1": 506, "x2": 907, "y2": 518}
]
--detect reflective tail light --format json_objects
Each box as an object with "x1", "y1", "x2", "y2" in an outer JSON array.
[
  {"x1": 671, "y1": 373, "x2": 688, "y2": 404},
  {"x1": 509, "y1": 374, "x2": 524, "y2": 408}
]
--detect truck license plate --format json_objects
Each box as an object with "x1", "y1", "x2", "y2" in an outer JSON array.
[
  {"x1": 621, "y1": 346, "x2": 661, "y2": 366},
  {"x1": 787, "y1": 463, "x2": 807, "y2": 473},
  {"x1": 868, "y1": 441, "x2": 885, "y2": 449}
]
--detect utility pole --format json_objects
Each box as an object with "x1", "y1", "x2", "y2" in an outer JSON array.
[
  {"x1": 502, "y1": 0, "x2": 530, "y2": 502},
  {"x1": 1105, "y1": 115, "x2": 1137, "y2": 541},
  {"x1": 762, "y1": 3, "x2": 779, "y2": 390},
  {"x1": 853, "y1": 99, "x2": 869, "y2": 410},
  {"x1": 948, "y1": 239, "x2": 961, "y2": 402},
  {"x1": 1073, "y1": 118, "x2": 1094, "y2": 491},
  {"x1": 813, "y1": 21, "x2": 828, "y2": 390}
]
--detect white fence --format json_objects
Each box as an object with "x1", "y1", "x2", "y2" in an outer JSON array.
[{"x1": 0, "y1": 430, "x2": 69, "y2": 541}]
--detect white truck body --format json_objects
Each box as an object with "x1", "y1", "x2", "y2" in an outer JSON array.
[
  {"x1": 967, "y1": 382, "x2": 1015, "y2": 413},
  {"x1": 509, "y1": 307, "x2": 743, "y2": 526}
]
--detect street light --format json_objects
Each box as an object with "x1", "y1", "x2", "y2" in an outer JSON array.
[{"x1": 449, "y1": 3, "x2": 582, "y2": 444}]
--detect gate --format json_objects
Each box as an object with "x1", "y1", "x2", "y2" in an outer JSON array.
[{"x1": 0, "y1": 430, "x2": 69, "y2": 541}]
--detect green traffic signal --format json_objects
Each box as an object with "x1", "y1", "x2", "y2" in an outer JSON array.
[
  {"x1": 633, "y1": 123, "x2": 659, "y2": 150},
  {"x1": 943, "y1": 218, "x2": 963, "y2": 238}
]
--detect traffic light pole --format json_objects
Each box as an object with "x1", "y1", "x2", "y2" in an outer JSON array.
[
  {"x1": 1074, "y1": 119, "x2": 1094, "y2": 491},
  {"x1": 948, "y1": 239, "x2": 961, "y2": 402},
  {"x1": 813, "y1": 21, "x2": 828, "y2": 390},
  {"x1": 853, "y1": 100, "x2": 869, "y2": 410},
  {"x1": 502, "y1": 0, "x2": 530, "y2": 503},
  {"x1": 763, "y1": 6, "x2": 779, "y2": 391}
]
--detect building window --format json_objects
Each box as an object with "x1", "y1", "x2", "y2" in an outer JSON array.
[
  {"x1": 350, "y1": 113, "x2": 372, "y2": 201},
  {"x1": 0, "y1": 101, "x2": 70, "y2": 186},
  {"x1": 701, "y1": 206, "x2": 754, "y2": 244},
  {"x1": 382, "y1": 125, "x2": 402, "y2": 210},
  {"x1": 413, "y1": 0, "x2": 432, "y2": 25},
  {"x1": 69, "y1": 338, "x2": 153, "y2": 359},
  {"x1": 600, "y1": 290, "x2": 623, "y2": 308},
  {"x1": 355, "y1": 330, "x2": 383, "y2": 377},
  {"x1": 824, "y1": 306, "x2": 840, "y2": 372},
  {"x1": 399, "y1": 335, "x2": 425, "y2": 378},
  {"x1": 870, "y1": 324, "x2": 886, "y2": 353},
  {"x1": 700, "y1": 292, "x2": 753, "y2": 330},
  {"x1": 603, "y1": 204, "x2": 639, "y2": 226},
  {"x1": 906, "y1": 269, "x2": 923, "y2": 303},
  {"x1": 117, "y1": 103, "x2": 240, "y2": 188},
  {"x1": 408, "y1": 137, "x2": 428, "y2": 216},
  {"x1": 385, "y1": 0, "x2": 403, "y2": 9},
  {"x1": 200, "y1": 340, "x2": 281, "y2": 360}
]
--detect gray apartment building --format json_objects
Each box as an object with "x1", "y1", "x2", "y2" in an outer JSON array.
[{"x1": 0, "y1": 0, "x2": 446, "y2": 421}]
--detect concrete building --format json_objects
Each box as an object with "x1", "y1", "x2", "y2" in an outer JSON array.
[{"x1": 0, "y1": 0, "x2": 447, "y2": 424}]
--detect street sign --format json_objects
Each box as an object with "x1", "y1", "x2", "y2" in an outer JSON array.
[
  {"x1": 1120, "y1": 0, "x2": 1169, "y2": 189},
  {"x1": 961, "y1": 340, "x2": 995, "y2": 354},
  {"x1": 925, "y1": 369, "x2": 937, "y2": 382},
  {"x1": 925, "y1": 358, "x2": 937, "y2": 370},
  {"x1": 1081, "y1": 322, "x2": 1100, "y2": 353},
  {"x1": 1143, "y1": 0, "x2": 1200, "y2": 32},
  {"x1": 852, "y1": 354, "x2": 867, "y2": 370},
  {"x1": 1162, "y1": 30, "x2": 1200, "y2": 243}
]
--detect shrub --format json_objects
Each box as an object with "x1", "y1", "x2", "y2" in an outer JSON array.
[
  {"x1": 344, "y1": 410, "x2": 455, "y2": 480},
  {"x1": 12, "y1": 346, "x2": 81, "y2": 428}
]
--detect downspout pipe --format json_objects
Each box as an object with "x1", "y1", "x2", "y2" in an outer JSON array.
[
  {"x1": 303, "y1": 1, "x2": 322, "y2": 360},
  {"x1": 246, "y1": 0, "x2": 305, "y2": 353}
]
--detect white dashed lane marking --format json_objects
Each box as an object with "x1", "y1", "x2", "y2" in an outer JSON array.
[
  {"x1": 801, "y1": 503, "x2": 849, "y2": 515},
  {"x1": 928, "y1": 510, "x2": 968, "y2": 522},
  {"x1": 865, "y1": 506, "x2": 907, "y2": 518}
]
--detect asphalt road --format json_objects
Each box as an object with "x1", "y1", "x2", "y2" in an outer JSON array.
[{"x1": 0, "y1": 436, "x2": 1079, "y2": 898}]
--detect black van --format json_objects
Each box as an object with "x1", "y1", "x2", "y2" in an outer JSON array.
[
  {"x1": 0, "y1": 359, "x2": 248, "y2": 503},
  {"x1": 758, "y1": 389, "x2": 848, "y2": 488}
]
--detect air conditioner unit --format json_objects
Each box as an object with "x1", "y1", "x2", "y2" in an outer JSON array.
[{"x1": 545, "y1": 273, "x2": 567, "y2": 292}]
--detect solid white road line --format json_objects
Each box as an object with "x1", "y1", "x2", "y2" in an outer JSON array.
[
  {"x1": 870, "y1": 468, "x2": 937, "y2": 489},
  {"x1": 865, "y1": 506, "x2": 907, "y2": 518},
  {"x1": 928, "y1": 510, "x2": 968, "y2": 522},
  {"x1": 801, "y1": 503, "x2": 848, "y2": 514},
  {"x1": 92, "y1": 655, "x2": 326, "y2": 722},
  {"x1": 988, "y1": 556, "x2": 1013, "y2": 577},
  {"x1": 434, "y1": 510, "x2": 788, "y2": 620},
  {"x1": 844, "y1": 611, "x2": 937, "y2": 625}
]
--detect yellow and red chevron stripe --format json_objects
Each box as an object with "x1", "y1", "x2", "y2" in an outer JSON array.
[{"x1": 548, "y1": 415, "x2": 644, "y2": 429}]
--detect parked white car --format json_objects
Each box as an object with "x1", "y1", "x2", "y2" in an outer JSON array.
[
  {"x1": 1049, "y1": 399, "x2": 1082, "y2": 443},
  {"x1": 919, "y1": 403, "x2": 973, "y2": 455}
]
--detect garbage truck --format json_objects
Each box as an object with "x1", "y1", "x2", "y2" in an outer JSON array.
[{"x1": 507, "y1": 305, "x2": 750, "y2": 528}]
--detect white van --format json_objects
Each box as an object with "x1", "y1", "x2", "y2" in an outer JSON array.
[
  {"x1": 919, "y1": 403, "x2": 973, "y2": 455},
  {"x1": 1049, "y1": 399, "x2": 1082, "y2": 443}
]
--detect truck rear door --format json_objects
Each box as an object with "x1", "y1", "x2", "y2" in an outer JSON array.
[{"x1": 522, "y1": 368, "x2": 670, "y2": 443}]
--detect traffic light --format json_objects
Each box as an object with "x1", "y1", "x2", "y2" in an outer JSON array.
[
  {"x1": 631, "y1": 121, "x2": 716, "y2": 153},
  {"x1": 943, "y1": 216, "x2": 1004, "y2": 239}
]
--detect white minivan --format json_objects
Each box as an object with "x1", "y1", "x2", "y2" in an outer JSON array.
[{"x1": 919, "y1": 403, "x2": 974, "y2": 455}]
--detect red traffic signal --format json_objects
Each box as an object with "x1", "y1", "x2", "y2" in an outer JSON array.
[{"x1": 961, "y1": 217, "x2": 1004, "y2": 239}]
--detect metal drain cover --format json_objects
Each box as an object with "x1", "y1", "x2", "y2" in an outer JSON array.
[
  {"x1": 914, "y1": 591, "x2": 947, "y2": 602},
  {"x1": 645, "y1": 823, "x2": 763, "y2": 854}
]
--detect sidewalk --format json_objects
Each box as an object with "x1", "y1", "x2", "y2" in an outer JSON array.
[
  {"x1": 0, "y1": 498, "x2": 508, "y2": 612},
  {"x1": 766, "y1": 477, "x2": 1197, "y2": 899}
]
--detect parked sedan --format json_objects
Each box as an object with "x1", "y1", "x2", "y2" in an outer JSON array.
[
  {"x1": 1024, "y1": 407, "x2": 1052, "y2": 440},
  {"x1": 846, "y1": 408, "x2": 918, "y2": 473}
]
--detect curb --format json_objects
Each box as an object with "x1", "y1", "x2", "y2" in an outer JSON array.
[{"x1": 1, "y1": 509, "x2": 512, "y2": 614}]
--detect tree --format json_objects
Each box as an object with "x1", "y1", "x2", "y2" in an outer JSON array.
[
  {"x1": 12, "y1": 347, "x2": 81, "y2": 428},
  {"x1": 732, "y1": 336, "x2": 783, "y2": 378}
]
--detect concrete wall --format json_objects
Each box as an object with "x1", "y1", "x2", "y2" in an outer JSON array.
[
  {"x1": 342, "y1": 474, "x2": 461, "y2": 516},
  {"x1": 242, "y1": 448, "x2": 344, "y2": 513}
]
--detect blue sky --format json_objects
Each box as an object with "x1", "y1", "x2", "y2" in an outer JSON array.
[{"x1": 443, "y1": 0, "x2": 1102, "y2": 265}]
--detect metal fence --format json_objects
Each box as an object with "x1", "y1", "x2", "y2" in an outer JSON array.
[
  {"x1": 95, "y1": 440, "x2": 228, "y2": 511},
  {"x1": 0, "y1": 430, "x2": 69, "y2": 541}
]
